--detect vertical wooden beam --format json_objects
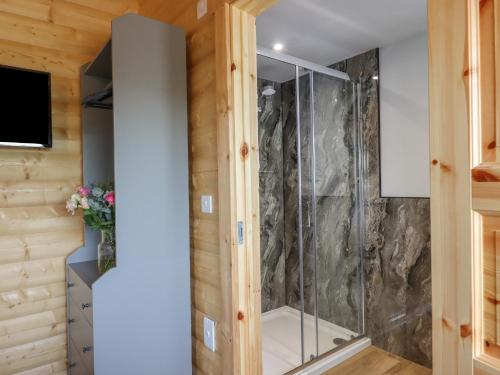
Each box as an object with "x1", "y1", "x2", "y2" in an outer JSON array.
[
  {"x1": 429, "y1": 0, "x2": 474, "y2": 373},
  {"x1": 215, "y1": 3, "x2": 262, "y2": 375}
]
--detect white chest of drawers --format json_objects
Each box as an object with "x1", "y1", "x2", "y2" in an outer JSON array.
[{"x1": 67, "y1": 261, "x2": 99, "y2": 374}]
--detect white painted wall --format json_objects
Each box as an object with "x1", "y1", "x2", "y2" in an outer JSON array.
[{"x1": 379, "y1": 32, "x2": 430, "y2": 197}]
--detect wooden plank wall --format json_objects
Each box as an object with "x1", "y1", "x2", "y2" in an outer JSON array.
[
  {"x1": 0, "y1": 1, "x2": 138, "y2": 374},
  {"x1": 139, "y1": 1, "x2": 234, "y2": 374},
  {"x1": 187, "y1": 16, "x2": 230, "y2": 375}
]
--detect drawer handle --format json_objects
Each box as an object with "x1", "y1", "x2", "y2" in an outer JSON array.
[
  {"x1": 68, "y1": 318, "x2": 75, "y2": 324},
  {"x1": 67, "y1": 282, "x2": 75, "y2": 288},
  {"x1": 81, "y1": 303, "x2": 92, "y2": 310},
  {"x1": 82, "y1": 345, "x2": 93, "y2": 353}
]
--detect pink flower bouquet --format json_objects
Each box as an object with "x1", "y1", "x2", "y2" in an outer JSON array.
[
  {"x1": 67, "y1": 183, "x2": 116, "y2": 273},
  {"x1": 66, "y1": 183, "x2": 115, "y2": 232}
]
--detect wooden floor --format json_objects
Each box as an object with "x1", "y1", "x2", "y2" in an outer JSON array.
[{"x1": 322, "y1": 346, "x2": 432, "y2": 375}]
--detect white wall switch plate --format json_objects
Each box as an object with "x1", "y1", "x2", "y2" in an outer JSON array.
[
  {"x1": 201, "y1": 195, "x2": 213, "y2": 214},
  {"x1": 197, "y1": 0, "x2": 207, "y2": 19},
  {"x1": 203, "y1": 317, "x2": 216, "y2": 352}
]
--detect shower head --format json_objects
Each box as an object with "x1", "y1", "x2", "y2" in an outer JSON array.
[{"x1": 262, "y1": 85, "x2": 276, "y2": 97}]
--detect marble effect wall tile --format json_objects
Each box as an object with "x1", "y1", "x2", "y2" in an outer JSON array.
[
  {"x1": 333, "y1": 50, "x2": 432, "y2": 368},
  {"x1": 258, "y1": 79, "x2": 286, "y2": 313},
  {"x1": 281, "y1": 76, "x2": 314, "y2": 316},
  {"x1": 281, "y1": 72, "x2": 362, "y2": 334},
  {"x1": 364, "y1": 199, "x2": 431, "y2": 367}
]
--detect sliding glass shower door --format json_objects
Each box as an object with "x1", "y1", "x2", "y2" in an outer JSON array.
[
  {"x1": 294, "y1": 67, "x2": 364, "y2": 364},
  {"x1": 258, "y1": 53, "x2": 365, "y2": 374}
]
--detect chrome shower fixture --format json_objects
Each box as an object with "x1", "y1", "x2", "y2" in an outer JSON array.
[{"x1": 262, "y1": 85, "x2": 276, "y2": 96}]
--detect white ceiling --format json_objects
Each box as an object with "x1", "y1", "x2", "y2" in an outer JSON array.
[{"x1": 256, "y1": 0, "x2": 427, "y2": 82}]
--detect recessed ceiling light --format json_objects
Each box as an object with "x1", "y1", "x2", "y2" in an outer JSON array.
[{"x1": 273, "y1": 43, "x2": 284, "y2": 51}]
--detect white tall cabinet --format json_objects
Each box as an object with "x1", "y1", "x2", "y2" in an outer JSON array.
[{"x1": 67, "y1": 14, "x2": 191, "y2": 375}]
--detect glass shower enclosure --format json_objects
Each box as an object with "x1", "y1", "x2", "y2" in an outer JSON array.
[{"x1": 257, "y1": 49, "x2": 365, "y2": 374}]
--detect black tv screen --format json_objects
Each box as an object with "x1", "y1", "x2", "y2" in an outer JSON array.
[{"x1": 0, "y1": 65, "x2": 51, "y2": 148}]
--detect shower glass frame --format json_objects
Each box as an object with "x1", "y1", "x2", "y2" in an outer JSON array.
[{"x1": 258, "y1": 48, "x2": 366, "y2": 369}]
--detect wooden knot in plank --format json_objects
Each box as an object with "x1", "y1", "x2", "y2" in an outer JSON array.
[
  {"x1": 240, "y1": 142, "x2": 249, "y2": 160},
  {"x1": 488, "y1": 140, "x2": 496, "y2": 149},
  {"x1": 440, "y1": 162, "x2": 452, "y2": 172},
  {"x1": 231, "y1": 63, "x2": 237, "y2": 72},
  {"x1": 442, "y1": 317, "x2": 453, "y2": 330},
  {"x1": 486, "y1": 295, "x2": 500, "y2": 305},
  {"x1": 460, "y1": 324, "x2": 472, "y2": 338},
  {"x1": 431, "y1": 159, "x2": 452, "y2": 172},
  {"x1": 237, "y1": 311, "x2": 244, "y2": 321}
]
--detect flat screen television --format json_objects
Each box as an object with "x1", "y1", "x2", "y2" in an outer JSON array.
[{"x1": 0, "y1": 65, "x2": 52, "y2": 148}]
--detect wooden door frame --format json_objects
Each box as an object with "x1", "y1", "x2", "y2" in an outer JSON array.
[
  {"x1": 431, "y1": 0, "x2": 500, "y2": 374},
  {"x1": 216, "y1": 0, "x2": 494, "y2": 374},
  {"x1": 215, "y1": 1, "x2": 277, "y2": 374},
  {"x1": 429, "y1": 0, "x2": 475, "y2": 373}
]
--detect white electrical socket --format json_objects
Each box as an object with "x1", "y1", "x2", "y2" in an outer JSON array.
[
  {"x1": 203, "y1": 316, "x2": 216, "y2": 352},
  {"x1": 201, "y1": 195, "x2": 213, "y2": 214},
  {"x1": 197, "y1": 0, "x2": 207, "y2": 19}
]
